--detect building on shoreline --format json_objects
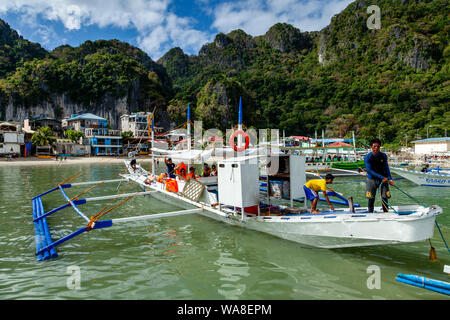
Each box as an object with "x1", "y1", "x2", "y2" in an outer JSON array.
[
  {"x1": 412, "y1": 137, "x2": 450, "y2": 155},
  {"x1": 120, "y1": 112, "x2": 166, "y2": 155},
  {"x1": 0, "y1": 122, "x2": 25, "y2": 157},
  {"x1": 55, "y1": 139, "x2": 91, "y2": 157},
  {"x1": 24, "y1": 115, "x2": 62, "y2": 134},
  {"x1": 62, "y1": 113, "x2": 121, "y2": 156},
  {"x1": 120, "y1": 112, "x2": 163, "y2": 138}
]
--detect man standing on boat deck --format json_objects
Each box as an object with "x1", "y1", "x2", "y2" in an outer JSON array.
[
  {"x1": 364, "y1": 138, "x2": 394, "y2": 213},
  {"x1": 164, "y1": 157, "x2": 176, "y2": 178}
]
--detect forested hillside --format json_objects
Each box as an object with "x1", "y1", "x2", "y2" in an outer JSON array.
[
  {"x1": 159, "y1": 0, "x2": 449, "y2": 145},
  {"x1": 0, "y1": 20, "x2": 48, "y2": 78},
  {"x1": 0, "y1": 0, "x2": 448, "y2": 146},
  {"x1": 0, "y1": 28, "x2": 172, "y2": 128}
]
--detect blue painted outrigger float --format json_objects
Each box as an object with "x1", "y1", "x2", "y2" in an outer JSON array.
[
  {"x1": 30, "y1": 177, "x2": 195, "y2": 261},
  {"x1": 31, "y1": 182, "x2": 116, "y2": 261},
  {"x1": 396, "y1": 273, "x2": 450, "y2": 296}
]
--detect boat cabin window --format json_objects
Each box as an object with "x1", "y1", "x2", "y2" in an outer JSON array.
[
  {"x1": 232, "y1": 164, "x2": 238, "y2": 168},
  {"x1": 219, "y1": 164, "x2": 225, "y2": 168}
]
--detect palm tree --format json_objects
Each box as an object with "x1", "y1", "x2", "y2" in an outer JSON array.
[
  {"x1": 31, "y1": 126, "x2": 56, "y2": 146},
  {"x1": 64, "y1": 129, "x2": 84, "y2": 143}
]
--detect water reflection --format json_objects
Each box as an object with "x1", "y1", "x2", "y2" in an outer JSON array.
[{"x1": 214, "y1": 251, "x2": 249, "y2": 299}]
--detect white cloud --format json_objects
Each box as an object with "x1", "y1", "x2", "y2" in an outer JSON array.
[
  {"x1": 0, "y1": 0, "x2": 354, "y2": 59},
  {"x1": 32, "y1": 25, "x2": 61, "y2": 47},
  {"x1": 0, "y1": 0, "x2": 209, "y2": 59},
  {"x1": 10, "y1": 0, "x2": 172, "y2": 31},
  {"x1": 211, "y1": 0, "x2": 353, "y2": 35},
  {"x1": 138, "y1": 13, "x2": 212, "y2": 59}
]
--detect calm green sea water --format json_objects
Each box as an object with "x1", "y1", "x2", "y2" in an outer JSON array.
[{"x1": 0, "y1": 162, "x2": 449, "y2": 300}]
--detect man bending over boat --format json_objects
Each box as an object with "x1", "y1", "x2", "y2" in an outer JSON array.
[
  {"x1": 364, "y1": 138, "x2": 394, "y2": 213},
  {"x1": 303, "y1": 174, "x2": 335, "y2": 214}
]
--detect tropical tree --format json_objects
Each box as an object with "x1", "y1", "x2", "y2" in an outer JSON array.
[
  {"x1": 121, "y1": 130, "x2": 133, "y2": 140},
  {"x1": 64, "y1": 129, "x2": 84, "y2": 143},
  {"x1": 31, "y1": 126, "x2": 56, "y2": 146}
]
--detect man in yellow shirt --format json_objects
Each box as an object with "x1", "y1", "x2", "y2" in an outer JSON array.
[{"x1": 303, "y1": 174, "x2": 335, "y2": 214}]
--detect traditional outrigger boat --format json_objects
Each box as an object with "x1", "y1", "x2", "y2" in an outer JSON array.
[
  {"x1": 29, "y1": 154, "x2": 445, "y2": 260},
  {"x1": 391, "y1": 167, "x2": 450, "y2": 187},
  {"x1": 118, "y1": 156, "x2": 442, "y2": 249},
  {"x1": 30, "y1": 100, "x2": 444, "y2": 260}
]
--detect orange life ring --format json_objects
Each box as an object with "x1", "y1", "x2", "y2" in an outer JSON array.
[{"x1": 229, "y1": 130, "x2": 250, "y2": 152}]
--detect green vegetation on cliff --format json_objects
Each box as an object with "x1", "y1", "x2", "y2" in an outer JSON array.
[
  {"x1": 0, "y1": 38, "x2": 171, "y2": 111},
  {"x1": 159, "y1": 0, "x2": 449, "y2": 145},
  {"x1": 0, "y1": 20, "x2": 48, "y2": 78}
]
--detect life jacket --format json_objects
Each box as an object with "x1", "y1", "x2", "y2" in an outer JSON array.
[
  {"x1": 187, "y1": 172, "x2": 197, "y2": 180},
  {"x1": 157, "y1": 173, "x2": 167, "y2": 183},
  {"x1": 202, "y1": 167, "x2": 211, "y2": 177},
  {"x1": 165, "y1": 178, "x2": 179, "y2": 193},
  {"x1": 175, "y1": 162, "x2": 187, "y2": 178}
]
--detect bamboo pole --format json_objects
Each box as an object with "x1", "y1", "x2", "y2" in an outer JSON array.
[
  {"x1": 70, "y1": 178, "x2": 128, "y2": 186},
  {"x1": 112, "y1": 208, "x2": 202, "y2": 223},
  {"x1": 84, "y1": 191, "x2": 152, "y2": 202}
]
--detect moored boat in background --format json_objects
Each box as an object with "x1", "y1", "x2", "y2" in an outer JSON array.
[{"x1": 391, "y1": 167, "x2": 450, "y2": 187}]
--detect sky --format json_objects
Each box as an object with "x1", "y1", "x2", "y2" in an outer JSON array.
[{"x1": 0, "y1": 0, "x2": 354, "y2": 60}]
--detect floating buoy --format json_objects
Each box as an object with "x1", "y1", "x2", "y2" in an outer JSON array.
[
  {"x1": 396, "y1": 273, "x2": 450, "y2": 296},
  {"x1": 429, "y1": 239, "x2": 437, "y2": 262}
]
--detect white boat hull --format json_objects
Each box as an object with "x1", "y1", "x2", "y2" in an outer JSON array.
[
  {"x1": 391, "y1": 167, "x2": 450, "y2": 187},
  {"x1": 124, "y1": 162, "x2": 443, "y2": 249},
  {"x1": 148, "y1": 188, "x2": 440, "y2": 248}
]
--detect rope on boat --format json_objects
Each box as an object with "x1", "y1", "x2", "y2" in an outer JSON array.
[
  {"x1": 86, "y1": 180, "x2": 143, "y2": 230},
  {"x1": 64, "y1": 168, "x2": 129, "y2": 202},
  {"x1": 69, "y1": 181, "x2": 105, "y2": 202},
  {"x1": 95, "y1": 181, "x2": 135, "y2": 216},
  {"x1": 86, "y1": 193, "x2": 137, "y2": 231},
  {"x1": 392, "y1": 184, "x2": 427, "y2": 207},
  {"x1": 57, "y1": 170, "x2": 83, "y2": 186},
  {"x1": 434, "y1": 220, "x2": 450, "y2": 254},
  {"x1": 377, "y1": 182, "x2": 398, "y2": 214},
  {"x1": 387, "y1": 184, "x2": 450, "y2": 255}
]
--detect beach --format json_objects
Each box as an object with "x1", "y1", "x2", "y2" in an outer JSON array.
[
  {"x1": 0, "y1": 156, "x2": 156, "y2": 167},
  {"x1": 0, "y1": 154, "x2": 234, "y2": 167}
]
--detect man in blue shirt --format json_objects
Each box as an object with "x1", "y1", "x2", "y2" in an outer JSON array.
[
  {"x1": 164, "y1": 157, "x2": 176, "y2": 178},
  {"x1": 364, "y1": 138, "x2": 395, "y2": 213}
]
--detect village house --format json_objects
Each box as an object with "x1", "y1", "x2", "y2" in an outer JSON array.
[
  {"x1": 0, "y1": 122, "x2": 25, "y2": 157},
  {"x1": 62, "y1": 113, "x2": 122, "y2": 156}
]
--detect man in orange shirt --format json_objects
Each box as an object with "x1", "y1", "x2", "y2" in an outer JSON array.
[{"x1": 187, "y1": 167, "x2": 198, "y2": 180}]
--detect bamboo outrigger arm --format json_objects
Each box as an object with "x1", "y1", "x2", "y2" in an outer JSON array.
[{"x1": 31, "y1": 177, "x2": 200, "y2": 261}]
